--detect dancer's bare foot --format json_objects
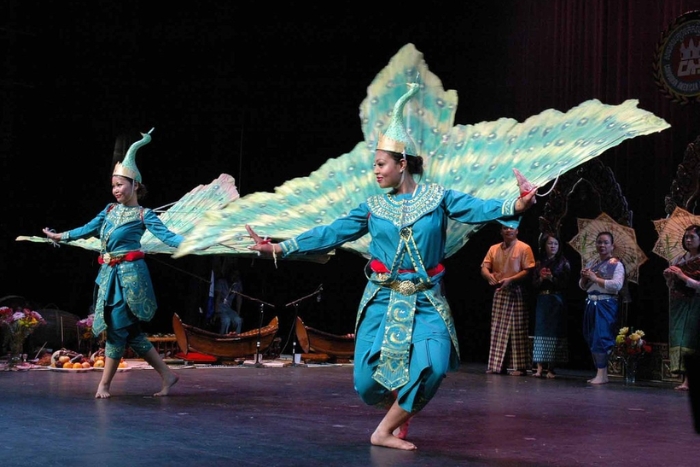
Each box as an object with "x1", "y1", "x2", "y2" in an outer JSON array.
[
  {"x1": 95, "y1": 383, "x2": 111, "y2": 399},
  {"x1": 371, "y1": 430, "x2": 417, "y2": 450},
  {"x1": 587, "y1": 376, "x2": 608, "y2": 385},
  {"x1": 546, "y1": 370, "x2": 556, "y2": 379},
  {"x1": 675, "y1": 383, "x2": 689, "y2": 391},
  {"x1": 154, "y1": 373, "x2": 179, "y2": 397},
  {"x1": 392, "y1": 418, "x2": 412, "y2": 440}
]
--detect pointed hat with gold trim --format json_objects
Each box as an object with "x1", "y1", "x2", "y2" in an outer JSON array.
[
  {"x1": 377, "y1": 82, "x2": 419, "y2": 156},
  {"x1": 113, "y1": 128, "x2": 154, "y2": 183}
]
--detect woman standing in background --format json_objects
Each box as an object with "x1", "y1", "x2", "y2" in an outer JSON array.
[
  {"x1": 532, "y1": 233, "x2": 571, "y2": 378},
  {"x1": 579, "y1": 231, "x2": 625, "y2": 385},
  {"x1": 663, "y1": 224, "x2": 700, "y2": 391}
]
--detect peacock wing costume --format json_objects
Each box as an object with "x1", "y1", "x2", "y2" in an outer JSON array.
[{"x1": 174, "y1": 43, "x2": 669, "y2": 260}]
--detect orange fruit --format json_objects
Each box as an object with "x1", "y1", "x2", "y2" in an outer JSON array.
[{"x1": 72, "y1": 362, "x2": 83, "y2": 369}]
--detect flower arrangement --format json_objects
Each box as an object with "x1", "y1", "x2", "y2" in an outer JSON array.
[
  {"x1": 0, "y1": 306, "x2": 46, "y2": 363},
  {"x1": 611, "y1": 327, "x2": 652, "y2": 369},
  {"x1": 610, "y1": 327, "x2": 652, "y2": 383},
  {"x1": 614, "y1": 327, "x2": 652, "y2": 357},
  {"x1": 77, "y1": 314, "x2": 95, "y2": 340},
  {"x1": 77, "y1": 313, "x2": 104, "y2": 353}
]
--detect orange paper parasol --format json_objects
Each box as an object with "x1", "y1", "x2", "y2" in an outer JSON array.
[
  {"x1": 652, "y1": 206, "x2": 700, "y2": 264},
  {"x1": 568, "y1": 212, "x2": 648, "y2": 284}
]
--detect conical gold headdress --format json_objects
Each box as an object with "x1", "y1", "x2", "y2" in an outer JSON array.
[
  {"x1": 376, "y1": 83, "x2": 419, "y2": 156},
  {"x1": 113, "y1": 128, "x2": 154, "y2": 183}
]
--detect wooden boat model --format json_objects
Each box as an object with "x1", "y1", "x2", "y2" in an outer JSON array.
[
  {"x1": 173, "y1": 313, "x2": 279, "y2": 359},
  {"x1": 294, "y1": 316, "x2": 355, "y2": 360}
]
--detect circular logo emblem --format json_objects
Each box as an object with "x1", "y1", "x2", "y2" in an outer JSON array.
[{"x1": 653, "y1": 10, "x2": 700, "y2": 104}]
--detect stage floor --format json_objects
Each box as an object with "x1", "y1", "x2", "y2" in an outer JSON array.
[{"x1": 2, "y1": 361, "x2": 697, "y2": 467}]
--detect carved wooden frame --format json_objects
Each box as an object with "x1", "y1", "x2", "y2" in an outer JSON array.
[
  {"x1": 664, "y1": 133, "x2": 700, "y2": 215},
  {"x1": 538, "y1": 158, "x2": 633, "y2": 238}
]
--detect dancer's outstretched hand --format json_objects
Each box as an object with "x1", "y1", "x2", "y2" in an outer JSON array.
[{"x1": 246, "y1": 224, "x2": 276, "y2": 255}]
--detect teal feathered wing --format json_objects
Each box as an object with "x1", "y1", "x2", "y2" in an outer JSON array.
[
  {"x1": 16, "y1": 173, "x2": 240, "y2": 255},
  {"x1": 429, "y1": 98, "x2": 670, "y2": 257},
  {"x1": 174, "y1": 43, "x2": 670, "y2": 260},
  {"x1": 171, "y1": 143, "x2": 376, "y2": 259}
]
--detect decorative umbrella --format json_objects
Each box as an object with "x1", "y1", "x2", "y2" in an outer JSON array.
[
  {"x1": 652, "y1": 206, "x2": 700, "y2": 263},
  {"x1": 568, "y1": 212, "x2": 648, "y2": 284}
]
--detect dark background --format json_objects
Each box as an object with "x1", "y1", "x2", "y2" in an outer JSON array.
[{"x1": 4, "y1": 1, "x2": 700, "y2": 368}]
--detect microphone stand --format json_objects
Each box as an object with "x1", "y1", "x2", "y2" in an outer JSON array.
[
  {"x1": 285, "y1": 284, "x2": 323, "y2": 366},
  {"x1": 230, "y1": 290, "x2": 275, "y2": 367}
]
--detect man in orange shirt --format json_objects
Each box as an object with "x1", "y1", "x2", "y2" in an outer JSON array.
[{"x1": 481, "y1": 219, "x2": 535, "y2": 376}]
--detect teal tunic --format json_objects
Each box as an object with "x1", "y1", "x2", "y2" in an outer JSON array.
[
  {"x1": 281, "y1": 183, "x2": 516, "y2": 412},
  {"x1": 668, "y1": 254, "x2": 700, "y2": 374},
  {"x1": 63, "y1": 203, "x2": 183, "y2": 336}
]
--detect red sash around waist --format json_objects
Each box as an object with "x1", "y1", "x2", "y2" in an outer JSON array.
[
  {"x1": 97, "y1": 251, "x2": 145, "y2": 267},
  {"x1": 370, "y1": 259, "x2": 444, "y2": 277}
]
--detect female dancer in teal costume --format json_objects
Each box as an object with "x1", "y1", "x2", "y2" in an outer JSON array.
[
  {"x1": 43, "y1": 130, "x2": 181, "y2": 399},
  {"x1": 245, "y1": 84, "x2": 537, "y2": 451}
]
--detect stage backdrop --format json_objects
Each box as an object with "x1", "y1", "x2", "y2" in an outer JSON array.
[
  {"x1": 439, "y1": 0, "x2": 700, "y2": 366},
  {"x1": 5, "y1": 2, "x2": 700, "y2": 370}
]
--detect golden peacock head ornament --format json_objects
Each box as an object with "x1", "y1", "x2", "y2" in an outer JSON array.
[
  {"x1": 113, "y1": 128, "x2": 154, "y2": 183},
  {"x1": 377, "y1": 82, "x2": 420, "y2": 157}
]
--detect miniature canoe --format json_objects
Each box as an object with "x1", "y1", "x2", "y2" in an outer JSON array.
[
  {"x1": 173, "y1": 313, "x2": 279, "y2": 359},
  {"x1": 294, "y1": 316, "x2": 354, "y2": 359}
]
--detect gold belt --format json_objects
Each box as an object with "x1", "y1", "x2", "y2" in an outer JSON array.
[
  {"x1": 385, "y1": 280, "x2": 431, "y2": 296},
  {"x1": 101, "y1": 253, "x2": 121, "y2": 263}
]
